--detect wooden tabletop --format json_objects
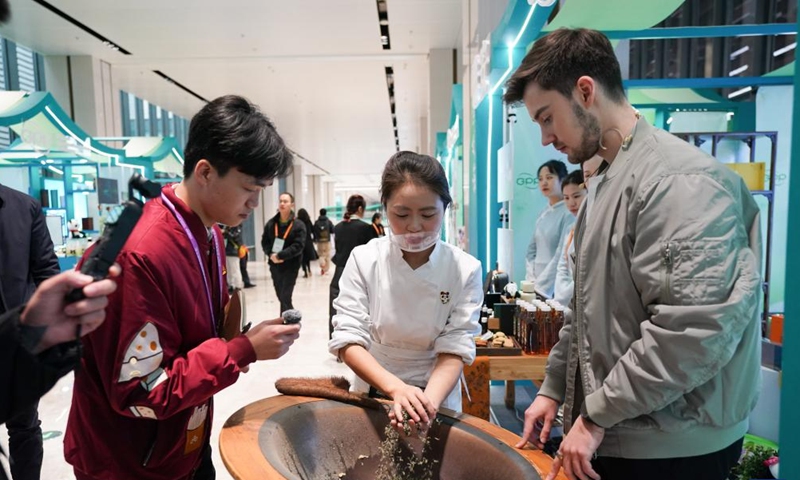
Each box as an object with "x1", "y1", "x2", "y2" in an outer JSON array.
[
  {"x1": 219, "y1": 395, "x2": 567, "y2": 480},
  {"x1": 488, "y1": 352, "x2": 549, "y2": 381}
]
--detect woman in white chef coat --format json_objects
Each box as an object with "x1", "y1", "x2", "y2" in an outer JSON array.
[{"x1": 328, "y1": 151, "x2": 483, "y2": 432}]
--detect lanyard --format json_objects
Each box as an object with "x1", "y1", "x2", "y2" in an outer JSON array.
[
  {"x1": 274, "y1": 220, "x2": 294, "y2": 240},
  {"x1": 372, "y1": 224, "x2": 380, "y2": 235},
  {"x1": 161, "y1": 193, "x2": 223, "y2": 335}
]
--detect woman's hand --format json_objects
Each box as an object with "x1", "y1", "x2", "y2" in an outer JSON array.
[
  {"x1": 387, "y1": 383, "x2": 437, "y2": 435},
  {"x1": 269, "y1": 253, "x2": 283, "y2": 264}
]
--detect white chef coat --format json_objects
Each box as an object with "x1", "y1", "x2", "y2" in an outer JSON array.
[
  {"x1": 525, "y1": 200, "x2": 574, "y2": 297},
  {"x1": 328, "y1": 236, "x2": 483, "y2": 412}
]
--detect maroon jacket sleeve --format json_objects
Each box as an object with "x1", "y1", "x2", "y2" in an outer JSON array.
[{"x1": 85, "y1": 251, "x2": 255, "y2": 421}]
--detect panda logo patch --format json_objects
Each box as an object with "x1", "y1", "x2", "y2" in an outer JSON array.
[{"x1": 440, "y1": 291, "x2": 450, "y2": 304}]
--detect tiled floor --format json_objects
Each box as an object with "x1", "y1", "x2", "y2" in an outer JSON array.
[{"x1": 1, "y1": 260, "x2": 355, "y2": 480}]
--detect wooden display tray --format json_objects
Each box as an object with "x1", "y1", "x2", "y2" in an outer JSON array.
[{"x1": 477, "y1": 335, "x2": 523, "y2": 356}]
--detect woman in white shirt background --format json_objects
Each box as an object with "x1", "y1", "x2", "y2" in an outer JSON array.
[
  {"x1": 525, "y1": 160, "x2": 575, "y2": 297},
  {"x1": 553, "y1": 156, "x2": 603, "y2": 308},
  {"x1": 328, "y1": 151, "x2": 483, "y2": 433}
]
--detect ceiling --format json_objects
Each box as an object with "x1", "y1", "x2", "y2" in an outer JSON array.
[{"x1": 0, "y1": 0, "x2": 463, "y2": 195}]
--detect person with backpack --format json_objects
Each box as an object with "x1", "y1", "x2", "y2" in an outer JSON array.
[{"x1": 313, "y1": 208, "x2": 335, "y2": 275}]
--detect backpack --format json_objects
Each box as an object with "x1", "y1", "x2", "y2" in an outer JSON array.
[{"x1": 314, "y1": 218, "x2": 331, "y2": 242}]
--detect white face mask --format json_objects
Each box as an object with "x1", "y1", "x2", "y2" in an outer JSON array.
[{"x1": 388, "y1": 228, "x2": 440, "y2": 252}]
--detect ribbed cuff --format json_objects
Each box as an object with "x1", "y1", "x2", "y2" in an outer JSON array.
[
  {"x1": 584, "y1": 388, "x2": 626, "y2": 429},
  {"x1": 227, "y1": 335, "x2": 257, "y2": 368}
]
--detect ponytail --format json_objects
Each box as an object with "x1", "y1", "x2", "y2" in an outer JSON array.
[{"x1": 343, "y1": 194, "x2": 366, "y2": 222}]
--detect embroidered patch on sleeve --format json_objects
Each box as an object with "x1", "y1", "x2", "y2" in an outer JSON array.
[{"x1": 119, "y1": 322, "x2": 164, "y2": 383}]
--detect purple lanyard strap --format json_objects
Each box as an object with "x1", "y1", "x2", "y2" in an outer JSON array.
[{"x1": 161, "y1": 193, "x2": 224, "y2": 334}]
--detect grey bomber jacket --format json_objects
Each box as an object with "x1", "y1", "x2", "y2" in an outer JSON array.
[{"x1": 538, "y1": 117, "x2": 763, "y2": 459}]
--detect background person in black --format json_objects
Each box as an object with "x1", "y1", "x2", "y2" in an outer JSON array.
[
  {"x1": 313, "y1": 208, "x2": 335, "y2": 275},
  {"x1": 296, "y1": 208, "x2": 318, "y2": 278},
  {"x1": 222, "y1": 224, "x2": 244, "y2": 291},
  {"x1": 262, "y1": 192, "x2": 306, "y2": 314},
  {"x1": 222, "y1": 225, "x2": 256, "y2": 289},
  {"x1": 328, "y1": 194, "x2": 378, "y2": 338},
  {"x1": 371, "y1": 212, "x2": 386, "y2": 237},
  {"x1": 0, "y1": 183, "x2": 60, "y2": 480}
]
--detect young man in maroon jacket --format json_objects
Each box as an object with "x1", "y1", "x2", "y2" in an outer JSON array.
[{"x1": 65, "y1": 95, "x2": 301, "y2": 480}]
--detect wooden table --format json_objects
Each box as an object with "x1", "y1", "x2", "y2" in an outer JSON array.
[{"x1": 487, "y1": 352, "x2": 548, "y2": 409}]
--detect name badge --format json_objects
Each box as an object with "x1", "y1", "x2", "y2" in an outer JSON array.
[{"x1": 272, "y1": 238, "x2": 285, "y2": 253}]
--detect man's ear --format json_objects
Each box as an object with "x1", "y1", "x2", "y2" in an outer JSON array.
[
  {"x1": 193, "y1": 159, "x2": 214, "y2": 185},
  {"x1": 575, "y1": 76, "x2": 596, "y2": 108}
]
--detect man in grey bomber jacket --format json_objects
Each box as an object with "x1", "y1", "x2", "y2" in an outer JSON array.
[{"x1": 503, "y1": 28, "x2": 761, "y2": 480}]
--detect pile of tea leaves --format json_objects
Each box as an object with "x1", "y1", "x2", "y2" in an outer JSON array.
[{"x1": 375, "y1": 415, "x2": 440, "y2": 480}]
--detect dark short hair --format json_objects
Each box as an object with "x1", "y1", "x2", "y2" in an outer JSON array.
[
  {"x1": 320, "y1": 208, "x2": 327, "y2": 216},
  {"x1": 344, "y1": 195, "x2": 366, "y2": 221},
  {"x1": 503, "y1": 28, "x2": 625, "y2": 106},
  {"x1": 280, "y1": 191, "x2": 295, "y2": 203},
  {"x1": 183, "y1": 95, "x2": 293, "y2": 179},
  {"x1": 381, "y1": 151, "x2": 452, "y2": 210},
  {"x1": 538, "y1": 160, "x2": 568, "y2": 180},
  {"x1": 561, "y1": 170, "x2": 584, "y2": 190},
  {"x1": 372, "y1": 212, "x2": 382, "y2": 222}
]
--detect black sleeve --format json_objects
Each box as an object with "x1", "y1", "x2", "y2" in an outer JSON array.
[
  {"x1": 29, "y1": 201, "x2": 60, "y2": 285},
  {"x1": 261, "y1": 221, "x2": 272, "y2": 255},
  {"x1": 0, "y1": 306, "x2": 80, "y2": 424},
  {"x1": 277, "y1": 221, "x2": 306, "y2": 261}
]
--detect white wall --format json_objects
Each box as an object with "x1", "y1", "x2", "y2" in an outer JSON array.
[
  {"x1": 43, "y1": 55, "x2": 71, "y2": 116},
  {"x1": 429, "y1": 48, "x2": 454, "y2": 155},
  {"x1": 0, "y1": 167, "x2": 30, "y2": 195}
]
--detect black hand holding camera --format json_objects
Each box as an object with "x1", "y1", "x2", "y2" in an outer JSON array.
[{"x1": 66, "y1": 173, "x2": 161, "y2": 320}]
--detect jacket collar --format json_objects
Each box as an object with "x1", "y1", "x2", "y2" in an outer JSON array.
[
  {"x1": 545, "y1": 199, "x2": 566, "y2": 212},
  {"x1": 272, "y1": 211, "x2": 295, "y2": 223},
  {"x1": 604, "y1": 116, "x2": 655, "y2": 180},
  {"x1": 161, "y1": 184, "x2": 212, "y2": 247}
]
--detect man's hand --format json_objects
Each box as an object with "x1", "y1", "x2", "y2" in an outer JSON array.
[
  {"x1": 516, "y1": 394, "x2": 560, "y2": 449},
  {"x1": 546, "y1": 416, "x2": 604, "y2": 480},
  {"x1": 245, "y1": 317, "x2": 300, "y2": 360},
  {"x1": 21, "y1": 266, "x2": 121, "y2": 354},
  {"x1": 269, "y1": 253, "x2": 283, "y2": 264}
]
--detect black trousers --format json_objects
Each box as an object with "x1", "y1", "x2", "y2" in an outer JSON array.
[
  {"x1": 270, "y1": 264, "x2": 299, "y2": 314},
  {"x1": 328, "y1": 266, "x2": 344, "y2": 339},
  {"x1": 239, "y1": 256, "x2": 252, "y2": 286},
  {"x1": 191, "y1": 444, "x2": 215, "y2": 480},
  {"x1": 6, "y1": 402, "x2": 43, "y2": 480},
  {"x1": 591, "y1": 437, "x2": 743, "y2": 480}
]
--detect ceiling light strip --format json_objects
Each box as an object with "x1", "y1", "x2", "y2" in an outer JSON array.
[
  {"x1": 385, "y1": 66, "x2": 399, "y2": 151},
  {"x1": 32, "y1": 0, "x2": 132, "y2": 55},
  {"x1": 376, "y1": 0, "x2": 392, "y2": 50},
  {"x1": 152, "y1": 70, "x2": 210, "y2": 103}
]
